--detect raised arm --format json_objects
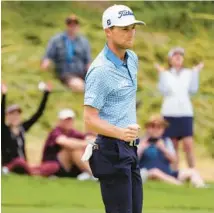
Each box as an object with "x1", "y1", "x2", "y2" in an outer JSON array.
[
  {"x1": 1, "y1": 83, "x2": 7, "y2": 127},
  {"x1": 23, "y1": 84, "x2": 51, "y2": 131},
  {"x1": 189, "y1": 62, "x2": 203, "y2": 95},
  {"x1": 155, "y1": 64, "x2": 173, "y2": 96}
]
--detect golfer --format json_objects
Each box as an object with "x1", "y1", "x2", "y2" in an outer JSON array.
[{"x1": 84, "y1": 5, "x2": 145, "y2": 213}]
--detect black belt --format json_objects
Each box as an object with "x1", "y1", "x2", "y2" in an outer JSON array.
[
  {"x1": 97, "y1": 135, "x2": 139, "y2": 147},
  {"x1": 129, "y1": 139, "x2": 139, "y2": 146}
]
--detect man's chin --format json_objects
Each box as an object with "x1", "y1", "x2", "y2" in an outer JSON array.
[{"x1": 122, "y1": 44, "x2": 133, "y2": 49}]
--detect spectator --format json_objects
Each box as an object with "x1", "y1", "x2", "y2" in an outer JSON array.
[
  {"x1": 138, "y1": 114, "x2": 206, "y2": 188},
  {"x1": 37, "y1": 109, "x2": 94, "y2": 180},
  {"x1": 1, "y1": 82, "x2": 51, "y2": 175},
  {"x1": 41, "y1": 14, "x2": 91, "y2": 93},
  {"x1": 155, "y1": 47, "x2": 204, "y2": 169}
]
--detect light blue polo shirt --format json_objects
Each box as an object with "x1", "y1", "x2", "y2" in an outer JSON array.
[{"x1": 84, "y1": 44, "x2": 139, "y2": 128}]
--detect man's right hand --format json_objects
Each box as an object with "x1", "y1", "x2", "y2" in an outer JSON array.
[
  {"x1": 119, "y1": 124, "x2": 140, "y2": 142},
  {"x1": 1, "y1": 83, "x2": 7, "y2": 94},
  {"x1": 154, "y1": 63, "x2": 165, "y2": 72},
  {"x1": 40, "y1": 59, "x2": 51, "y2": 71}
]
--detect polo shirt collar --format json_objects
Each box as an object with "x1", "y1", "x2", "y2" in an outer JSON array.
[{"x1": 104, "y1": 44, "x2": 128, "y2": 68}]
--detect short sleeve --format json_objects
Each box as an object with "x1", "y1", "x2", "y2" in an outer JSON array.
[
  {"x1": 46, "y1": 129, "x2": 62, "y2": 146},
  {"x1": 84, "y1": 68, "x2": 112, "y2": 110}
]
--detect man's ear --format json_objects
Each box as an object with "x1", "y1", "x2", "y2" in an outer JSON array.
[{"x1": 105, "y1": 28, "x2": 112, "y2": 38}]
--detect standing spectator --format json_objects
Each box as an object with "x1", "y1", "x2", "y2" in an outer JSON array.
[
  {"x1": 1, "y1": 82, "x2": 51, "y2": 175},
  {"x1": 155, "y1": 47, "x2": 204, "y2": 169},
  {"x1": 138, "y1": 114, "x2": 206, "y2": 188},
  {"x1": 41, "y1": 14, "x2": 91, "y2": 93},
  {"x1": 37, "y1": 109, "x2": 94, "y2": 180}
]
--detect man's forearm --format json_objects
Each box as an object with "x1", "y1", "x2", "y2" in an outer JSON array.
[
  {"x1": 60, "y1": 138, "x2": 87, "y2": 150},
  {"x1": 85, "y1": 116, "x2": 121, "y2": 140},
  {"x1": 41, "y1": 58, "x2": 51, "y2": 70}
]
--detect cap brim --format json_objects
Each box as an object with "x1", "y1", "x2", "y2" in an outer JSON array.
[
  {"x1": 7, "y1": 108, "x2": 22, "y2": 114},
  {"x1": 168, "y1": 47, "x2": 185, "y2": 58},
  {"x1": 60, "y1": 116, "x2": 74, "y2": 120},
  {"x1": 133, "y1": 20, "x2": 146, "y2": 26},
  {"x1": 114, "y1": 20, "x2": 146, "y2": 27}
]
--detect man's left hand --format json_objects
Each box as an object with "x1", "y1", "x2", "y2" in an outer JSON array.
[{"x1": 193, "y1": 62, "x2": 204, "y2": 72}]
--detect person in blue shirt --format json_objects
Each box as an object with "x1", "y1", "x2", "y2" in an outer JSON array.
[
  {"x1": 138, "y1": 114, "x2": 206, "y2": 188},
  {"x1": 84, "y1": 4, "x2": 145, "y2": 213},
  {"x1": 41, "y1": 14, "x2": 91, "y2": 93}
]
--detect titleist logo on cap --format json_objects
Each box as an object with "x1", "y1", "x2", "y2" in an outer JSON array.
[{"x1": 118, "y1": 10, "x2": 134, "y2": 18}]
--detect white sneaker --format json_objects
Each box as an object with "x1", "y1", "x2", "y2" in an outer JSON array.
[
  {"x1": 77, "y1": 172, "x2": 92, "y2": 181},
  {"x1": 140, "y1": 168, "x2": 149, "y2": 183},
  {"x1": 195, "y1": 183, "x2": 210, "y2": 189},
  {"x1": 90, "y1": 175, "x2": 98, "y2": 181},
  {"x1": 2, "y1": 166, "x2": 9, "y2": 175}
]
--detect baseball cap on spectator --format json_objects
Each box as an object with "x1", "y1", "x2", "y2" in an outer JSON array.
[
  {"x1": 102, "y1": 4, "x2": 145, "y2": 29},
  {"x1": 58, "y1": 109, "x2": 76, "y2": 120},
  {"x1": 6, "y1": 104, "x2": 22, "y2": 114},
  {"x1": 168, "y1": 47, "x2": 185, "y2": 59},
  {"x1": 145, "y1": 114, "x2": 169, "y2": 128},
  {"x1": 65, "y1": 14, "x2": 79, "y2": 25}
]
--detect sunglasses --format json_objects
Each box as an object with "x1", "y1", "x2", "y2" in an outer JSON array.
[
  {"x1": 66, "y1": 19, "x2": 79, "y2": 25},
  {"x1": 147, "y1": 123, "x2": 164, "y2": 129}
]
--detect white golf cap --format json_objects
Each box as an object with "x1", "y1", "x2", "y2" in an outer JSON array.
[
  {"x1": 168, "y1": 47, "x2": 185, "y2": 58},
  {"x1": 102, "y1": 5, "x2": 145, "y2": 29},
  {"x1": 58, "y1": 109, "x2": 75, "y2": 120}
]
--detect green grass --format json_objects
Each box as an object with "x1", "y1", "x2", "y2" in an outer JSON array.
[
  {"x1": 2, "y1": 175, "x2": 214, "y2": 213},
  {"x1": 2, "y1": 1, "x2": 214, "y2": 161}
]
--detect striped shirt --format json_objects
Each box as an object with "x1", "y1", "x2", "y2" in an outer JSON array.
[{"x1": 84, "y1": 44, "x2": 139, "y2": 128}]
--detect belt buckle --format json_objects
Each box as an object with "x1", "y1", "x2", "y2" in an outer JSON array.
[
  {"x1": 93, "y1": 144, "x2": 99, "y2": 150},
  {"x1": 129, "y1": 140, "x2": 134, "y2": 147}
]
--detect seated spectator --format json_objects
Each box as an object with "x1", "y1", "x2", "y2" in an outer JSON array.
[
  {"x1": 1, "y1": 82, "x2": 51, "y2": 175},
  {"x1": 138, "y1": 114, "x2": 206, "y2": 188},
  {"x1": 36, "y1": 109, "x2": 94, "y2": 180},
  {"x1": 155, "y1": 47, "x2": 204, "y2": 169},
  {"x1": 41, "y1": 14, "x2": 91, "y2": 93}
]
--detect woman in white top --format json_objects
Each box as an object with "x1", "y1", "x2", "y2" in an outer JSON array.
[{"x1": 155, "y1": 47, "x2": 204, "y2": 169}]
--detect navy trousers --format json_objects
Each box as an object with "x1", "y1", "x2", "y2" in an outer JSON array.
[{"x1": 89, "y1": 135, "x2": 143, "y2": 213}]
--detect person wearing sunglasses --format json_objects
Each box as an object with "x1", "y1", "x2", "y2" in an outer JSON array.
[
  {"x1": 41, "y1": 14, "x2": 91, "y2": 93},
  {"x1": 138, "y1": 114, "x2": 206, "y2": 188}
]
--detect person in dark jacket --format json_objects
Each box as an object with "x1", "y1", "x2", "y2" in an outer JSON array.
[{"x1": 1, "y1": 82, "x2": 51, "y2": 175}]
